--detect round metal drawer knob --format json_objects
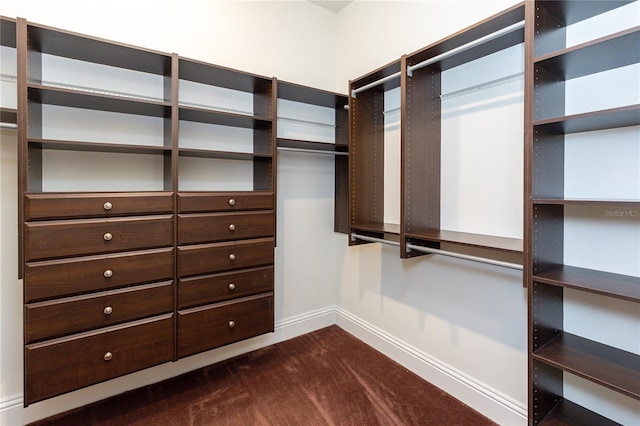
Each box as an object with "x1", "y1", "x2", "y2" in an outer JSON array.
[
  {"x1": 104, "y1": 306, "x2": 113, "y2": 315},
  {"x1": 228, "y1": 283, "x2": 236, "y2": 291},
  {"x1": 103, "y1": 269, "x2": 113, "y2": 278},
  {"x1": 229, "y1": 224, "x2": 236, "y2": 231},
  {"x1": 228, "y1": 320, "x2": 236, "y2": 329},
  {"x1": 228, "y1": 253, "x2": 236, "y2": 261},
  {"x1": 103, "y1": 202, "x2": 113, "y2": 211},
  {"x1": 228, "y1": 198, "x2": 236, "y2": 206},
  {"x1": 103, "y1": 232, "x2": 113, "y2": 241},
  {"x1": 104, "y1": 352, "x2": 113, "y2": 361}
]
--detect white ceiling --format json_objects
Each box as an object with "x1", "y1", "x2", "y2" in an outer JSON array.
[{"x1": 308, "y1": 0, "x2": 353, "y2": 13}]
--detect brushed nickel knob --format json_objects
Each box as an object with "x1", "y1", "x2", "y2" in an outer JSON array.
[
  {"x1": 228, "y1": 253, "x2": 236, "y2": 261},
  {"x1": 103, "y1": 232, "x2": 113, "y2": 241},
  {"x1": 228, "y1": 198, "x2": 236, "y2": 206},
  {"x1": 104, "y1": 352, "x2": 113, "y2": 361},
  {"x1": 103, "y1": 269, "x2": 113, "y2": 278},
  {"x1": 228, "y1": 320, "x2": 235, "y2": 329},
  {"x1": 103, "y1": 306, "x2": 113, "y2": 315},
  {"x1": 228, "y1": 283, "x2": 236, "y2": 291},
  {"x1": 103, "y1": 201, "x2": 113, "y2": 211},
  {"x1": 228, "y1": 224, "x2": 236, "y2": 231}
]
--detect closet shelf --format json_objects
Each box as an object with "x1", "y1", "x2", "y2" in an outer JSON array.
[
  {"x1": 277, "y1": 139, "x2": 347, "y2": 153},
  {"x1": 533, "y1": 104, "x2": 640, "y2": 134},
  {"x1": 533, "y1": 198, "x2": 640, "y2": 206},
  {"x1": 1, "y1": 107, "x2": 17, "y2": 125},
  {"x1": 538, "y1": 399, "x2": 619, "y2": 426},
  {"x1": 28, "y1": 84, "x2": 171, "y2": 117},
  {"x1": 532, "y1": 332, "x2": 640, "y2": 400},
  {"x1": 533, "y1": 265, "x2": 640, "y2": 303},
  {"x1": 178, "y1": 148, "x2": 272, "y2": 161},
  {"x1": 534, "y1": 26, "x2": 640, "y2": 79},
  {"x1": 539, "y1": 1, "x2": 634, "y2": 27},
  {"x1": 178, "y1": 105, "x2": 272, "y2": 129},
  {"x1": 277, "y1": 80, "x2": 347, "y2": 109},
  {"x1": 179, "y1": 58, "x2": 272, "y2": 93},
  {"x1": 28, "y1": 138, "x2": 172, "y2": 155},
  {"x1": 406, "y1": 229, "x2": 523, "y2": 254},
  {"x1": 0, "y1": 16, "x2": 17, "y2": 48},
  {"x1": 351, "y1": 222, "x2": 400, "y2": 235}
]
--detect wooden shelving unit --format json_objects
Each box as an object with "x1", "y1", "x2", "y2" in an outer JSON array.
[{"x1": 526, "y1": 1, "x2": 640, "y2": 423}]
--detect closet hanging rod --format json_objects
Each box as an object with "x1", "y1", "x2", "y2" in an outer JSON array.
[
  {"x1": 351, "y1": 71, "x2": 402, "y2": 98},
  {"x1": 0, "y1": 122, "x2": 18, "y2": 130},
  {"x1": 440, "y1": 72, "x2": 523, "y2": 100},
  {"x1": 278, "y1": 116, "x2": 336, "y2": 128},
  {"x1": 407, "y1": 20, "x2": 525, "y2": 77},
  {"x1": 405, "y1": 243, "x2": 522, "y2": 270},
  {"x1": 351, "y1": 233, "x2": 401, "y2": 247},
  {"x1": 277, "y1": 147, "x2": 348, "y2": 156}
]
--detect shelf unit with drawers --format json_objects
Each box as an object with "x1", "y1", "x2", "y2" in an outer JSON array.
[{"x1": 526, "y1": 1, "x2": 640, "y2": 424}]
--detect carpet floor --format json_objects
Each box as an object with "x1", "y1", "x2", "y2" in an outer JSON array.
[{"x1": 32, "y1": 325, "x2": 496, "y2": 425}]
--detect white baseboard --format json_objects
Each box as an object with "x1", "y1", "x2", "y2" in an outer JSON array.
[{"x1": 335, "y1": 307, "x2": 528, "y2": 426}]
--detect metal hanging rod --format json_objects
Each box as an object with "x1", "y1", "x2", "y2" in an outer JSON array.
[
  {"x1": 407, "y1": 21, "x2": 525, "y2": 77},
  {"x1": 351, "y1": 233, "x2": 401, "y2": 247},
  {"x1": 405, "y1": 243, "x2": 522, "y2": 270},
  {"x1": 179, "y1": 101, "x2": 253, "y2": 116},
  {"x1": 351, "y1": 71, "x2": 402, "y2": 98},
  {"x1": 0, "y1": 122, "x2": 18, "y2": 130},
  {"x1": 278, "y1": 116, "x2": 336, "y2": 128},
  {"x1": 277, "y1": 147, "x2": 348, "y2": 156},
  {"x1": 440, "y1": 72, "x2": 524, "y2": 100}
]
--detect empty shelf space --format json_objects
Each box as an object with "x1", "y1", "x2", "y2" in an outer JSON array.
[
  {"x1": 533, "y1": 198, "x2": 640, "y2": 207},
  {"x1": 179, "y1": 57, "x2": 271, "y2": 93},
  {"x1": 178, "y1": 148, "x2": 272, "y2": 160},
  {"x1": 277, "y1": 139, "x2": 347, "y2": 153},
  {"x1": 351, "y1": 222, "x2": 400, "y2": 235},
  {"x1": 533, "y1": 332, "x2": 640, "y2": 400},
  {"x1": 179, "y1": 106, "x2": 271, "y2": 128},
  {"x1": 406, "y1": 229, "x2": 523, "y2": 254},
  {"x1": 278, "y1": 80, "x2": 347, "y2": 109},
  {"x1": 28, "y1": 138, "x2": 172, "y2": 155},
  {"x1": 533, "y1": 105, "x2": 640, "y2": 134},
  {"x1": 538, "y1": 399, "x2": 620, "y2": 426},
  {"x1": 28, "y1": 84, "x2": 170, "y2": 117},
  {"x1": 1, "y1": 107, "x2": 17, "y2": 124},
  {"x1": 1, "y1": 17, "x2": 17, "y2": 48},
  {"x1": 533, "y1": 265, "x2": 640, "y2": 303},
  {"x1": 534, "y1": 26, "x2": 640, "y2": 79}
]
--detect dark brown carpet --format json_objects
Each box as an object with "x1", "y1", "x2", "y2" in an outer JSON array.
[{"x1": 31, "y1": 325, "x2": 496, "y2": 425}]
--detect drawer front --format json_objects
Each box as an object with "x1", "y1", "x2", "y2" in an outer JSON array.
[
  {"x1": 178, "y1": 294, "x2": 273, "y2": 358},
  {"x1": 178, "y1": 192, "x2": 274, "y2": 213},
  {"x1": 25, "y1": 192, "x2": 174, "y2": 220},
  {"x1": 26, "y1": 281, "x2": 174, "y2": 343},
  {"x1": 25, "y1": 248, "x2": 174, "y2": 302},
  {"x1": 25, "y1": 215, "x2": 173, "y2": 261},
  {"x1": 25, "y1": 314, "x2": 174, "y2": 406},
  {"x1": 178, "y1": 238, "x2": 274, "y2": 277},
  {"x1": 178, "y1": 266, "x2": 273, "y2": 309},
  {"x1": 178, "y1": 211, "x2": 274, "y2": 245}
]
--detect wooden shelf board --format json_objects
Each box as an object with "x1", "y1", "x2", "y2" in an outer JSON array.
[
  {"x1": 539, "y1": 399, "x2": 619, "y2": 426},
  {"x1": 535, "y1": 27, "x2": 640, "y2": 80},
  {"x1": 178, "y1": 148, "x2": 272, "y2": 161},
  {"x1": 1, "y1": 16, "x2": 17, "y2": 48},
  {"x1": 351, "y1": 222, "x2": 401, "y2": 235},
  {"x1": 28, "y1": 138, "x2": 171, "y2": 155},
  {"x1": 533, "y1": 198, "x2": 640, "y2": 207},
  {"x1": 28, "y1": 85, "x2": 170, "y2": 117},
  {"x1": 28, "y1": 22, "x2": 171, "y2": 75},
  {"x1": 179, "y1": 106, "x2": 271, "y2": 129},
  {"x1": 278, "y1": 81, "x2": 347, "y2": 109},
  {"x1": 533, "y1": 104, "x2": 640, "y2": 134},
  {"x1": 179, "y1": 57, "x2": 271, "y2": 93},
  {"x1": 406, "y1": 229, "x2": 523, "y2": 254},
  {"x1": 533, "y1": 265, "x2": 640, "y2": 303},
  {"x1": 277, "y1": 138, "x2": 348, "y2": 153},
  {"x1": 533, "y1": 332, "x2": 640, "y2": 401},
  {"x1": 1, "y1": 107, "x2": 17, "y2": 125},
  {"x1": 539, "y1": 0, "x2": 635, "y2": 27}
]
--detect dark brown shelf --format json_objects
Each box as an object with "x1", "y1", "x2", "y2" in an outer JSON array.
[
  {"x1": 1, "y1": 16, "x2": 17, "y2": 48},
  {"x1": 538, "y1": 399, "x2": 620, "y2": 426},
  {"x1": 351, "y1": 222, "x2": 401, "y2": 235},
  {"x1": 406, "y1": 229, "x2": 523, "y2": 254},
  {"x1": 539, "y1": 1, "x2": 634, "y2": 27},
  {"x1": 277, "y1": 80, "x2": 347, "y2": 109},
  {"x1": 28, "y1": 22, "x2": 171, "y2": 75},
  {"x1": 28, "y1": 84, "x2": 170, "y2": 117},
  {"x1": 533, "y1": 198, "x2": 640, "y2": 206},
  {"x1": 179, "y1": 105, "x2": 271, "y2": 129},
  {"x1": 535, "y1": 26, "x2": 640, "y2": 79},
  {"x1": 351, "y1": 59, "x2": 402, "y2": 93},
  {"x1": 277, "y1": 138, "x2": 348, "y2": 153},
  {"x1": 533, "y1": 265, "x2": 640, "y2": 303},
  {"x1": 178, "y1": 148, "x2": 272, "y2": 161},
  {"x1": 533, "y1": 332, "x2": 640, "y2": 400},
  {"x1": 179, "y1": 57, "x2": 271, "y2": 93},
  {"x1": 1, "y1": 107, "x2": 17, "y2": 125},
  {"x1": 533, "y1": 104, "x2": 640, "y2": 134},
  {"x1": 27, "y1": 138, "x2": 171, "y2": 155}
]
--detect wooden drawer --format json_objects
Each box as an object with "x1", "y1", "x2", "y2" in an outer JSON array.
[
  {"x1": 178, "y1": 192, "x2": 274, "y2": 213},
  {"x1": 178, "y1": 266, "x2": 273, "y2": 309},
  {"x1": 177, "y1": 294, "x2": 273, "y2": 358},
  {"x1": 178, "y1": 211, "x2": 274, "y2": 245},
  {"x1": 25, "y1": 248, "x2": 174, "y2": 302},
  {"x1": 25, "y1": 192, "x2": 174, "y2": 220},
  {"x1": 178, "y1": 237, "x2": 274, "y2": 277},
  {"x1": 25, "y1": 313, "x2": 174, "y2": 406},
  {"x1": 24, "y1": 215, "x2": 173, "y2": 262},
  {"x1": 25, "y1": 281, "x2": 174, "y2": 343}
]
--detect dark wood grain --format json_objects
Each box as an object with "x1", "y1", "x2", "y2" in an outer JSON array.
[
  {"x1": 177, "y1": 294, "x2": 274, "y2": 358},
  {"x1": 539, "y1": 399, "x2": 620, "y2": 426},
  {"x1": 178, "y1": 105, "x2": 271, "y2": 128},
  {"x1": 538, "y1": 0, "x2": 634, "y2": 27},
  {"x1": 26, "y1": 138, "x2": 172, "y2": 156},
  {"x1": 177, "y1": 191, "x2": 274, "y2": 213},
  {"x1": 277, "y1": 80, "x2": 347, "y2": 108},
  {"x1": 179, "y1": 56, "x2": 272, "y2": 93},
  {"x1": 0, "y1": 107, "x2": 17, "y2": 124},
  {"x1": 0, "y1": 16, "x2": 17, "y2": 48},
  {"x1": 533, "y1": 104, "x2": 640, "y2": 135},
  {"x1": 178, "y1": 211, "x2": 274, "y2": 245},
  {"x1": 406, "y1": 229, "x2": 523, "y2": 253},
  {"x1": 277, "y1": 138, "x2": 348, "y2": 153},
  {"x1": 178, "y1": 147, "x2": 272, "y2": 160}
]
